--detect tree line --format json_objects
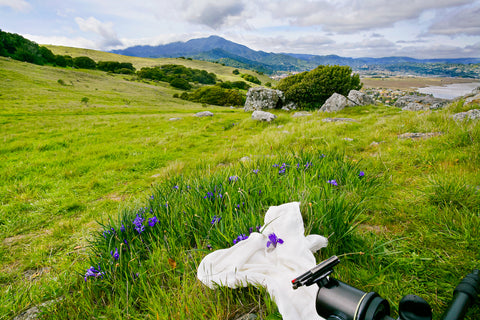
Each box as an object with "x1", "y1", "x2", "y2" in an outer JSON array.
[{"x1": 0, "y1": 29, "x2": 135, "y2": 74}]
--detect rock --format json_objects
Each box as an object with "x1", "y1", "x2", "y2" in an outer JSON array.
[
  {"x1": 402, "y1": 102, "x2": 429, "y2": 111},
  {"x1": 465, "y1": 93, "x2": 480, "y2": 105},
  {"x1": 452, "y1": 109, "x2": 480, "y2": 121},
  {"x1": 240, "y1": 156, "x2": 251, "y2": 162},
  {"x1": 398, "y1": 132, "x2": 443, "y2": 139},
  {"x1": 395, "y1": 94, "x2": 449, "y2": 111},
  {"x1": 194, "y1": 111, "x2": 213, "y2": 117},
  {"x1": 251, "y1": 110, "x2": 277, "y2": 122},
  {"x1": 319, "y1": 93, "x2": 352, "y2": 112},
  {"x1": 292, "y1": 111, "x2": 312, "y2": 117},
  {"x1": 235, "y1": 314, "x2": 257, "y2": 320},
  {"x1": 14, "y1": 299, "x2": 62, "y2": 320},
  {"x1": 322, "y1": 117, "x2": 358, "y2": 123},
  {"x1": 244, "y1": 87, "x2": 284, "y2": 111},
  {"x1": 343, "y1": 137, "x2": 354, "y2": 141},
  {"x1": 282, "y1": 101, "x2": 298, "y2": 111},
  {"x1": 347, "y1": 90, "x2": 375, "y2": 106},
  {"x1": 169, "y1": 117, "x2": 182, "y2": 121}
]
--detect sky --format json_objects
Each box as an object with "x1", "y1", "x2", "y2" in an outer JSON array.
[{"x1": 1, "y1": 0, "x2": 480, "y2": 59}]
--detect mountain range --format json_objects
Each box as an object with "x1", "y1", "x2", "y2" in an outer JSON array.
[{"x1": 111, "y1": 35, "x2": 480, "y2": 76}]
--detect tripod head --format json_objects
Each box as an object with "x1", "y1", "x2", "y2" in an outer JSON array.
[{"x1": 292, "y1": 256, "x2": 479, "y2": 320}]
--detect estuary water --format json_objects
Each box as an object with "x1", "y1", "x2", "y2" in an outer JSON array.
[{"x1": 417, "y1": 82, "x2": 480, "y2": 99}]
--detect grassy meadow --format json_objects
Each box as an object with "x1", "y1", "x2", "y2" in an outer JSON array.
[{"x1": 1, "y1": 51, "x2": 479, "y2": 319}]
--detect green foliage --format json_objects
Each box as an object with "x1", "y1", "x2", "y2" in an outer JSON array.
[
  {"x1": 182, "y1": 85, "x2": 246, "y2": 106},
  {"x1": 137, "y1": 64, "x2": 217, "y2": 85},
  {"x1": 0, "y1": 29, "x2": 55, "y2": 65},
  {"x1": 73, "y1": 56, "x2": 96, "y2": 69},
  {"x1": 169, "y1": 78, "x2": 192, "y2": 90},
  {"x1": 277, "y1": 65, "x2": 362, "y2": 110},
  {"x1": 97, "y1": 61, "x2": 136, "y2": 74},
  {"x1": 232, "y1": 69, "x2": 240, "y2": 75},
  {"x1": 241, "y1": 73, "x2": 261, "y2": 84},
  {"x1": 54, "y1": 54, "x2": 73, "y2": 67}
]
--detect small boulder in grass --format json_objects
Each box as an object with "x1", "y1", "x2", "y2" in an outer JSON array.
[
  {"x1": 195, "y1": 111, "x2": 214, "y2": 117},
  {"x1": 252, "y1": 110, "x2": 277, "y2": 122}
]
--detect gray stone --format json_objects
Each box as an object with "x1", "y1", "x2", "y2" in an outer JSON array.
[
  {"x1": 398, "y1": 132, "x2": 443, "y2": 139},
  {"x1": 452, "y1": 109, "x2": 480, "y2": 121},
  {"x1": 322, "y1": 117, "x2": 358, "y2": 123},
  {"x1": 282, "y1": 101, "x2": 298, "y2": 111},
  {"x1": 465, "y1": 93, "x2": 480, "y2": 105},
  {"x1": 244, "y1": 87, "x2": 285, "y2": 111},
  {"x1": 251, "y1": 110, "x2": 277, "y2": 122},
  {"x1": 319, "y1": 93, "x2": 352, "y2": 112},
  {"x1": 169, "y1": 117, "x2": 182, "y2": 121},
  {"x1": 194, "y1": 111, "x2": 213, "y2": 117},
  {"x1": 395, "y1": 94, "x2": 449, "y2": 111},
  {"x1": 292, "y1": 111, "x2": 312, "y2": 117},
  {"x1": 347, "y1": 90, "x2": 375, "y2": 106}
]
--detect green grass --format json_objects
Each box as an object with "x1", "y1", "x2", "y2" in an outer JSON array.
[{"x1": 1, "y1": 55, "x2": 479, "y2": 319}]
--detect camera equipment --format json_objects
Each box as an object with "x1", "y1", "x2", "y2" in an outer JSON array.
[{"x1": 292, "y1": 256, "x2": 479, "y2": 320}]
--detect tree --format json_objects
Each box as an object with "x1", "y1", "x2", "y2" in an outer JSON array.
[
  {"x1": 169, "y1": 78, "x2": 192, "y2": 90},
  {"x1": 73, "y1": 56, "x2": 96, "y2": 69},
  {"x1": 277, "y1": 65, "x2": 362, "y2": 110}
]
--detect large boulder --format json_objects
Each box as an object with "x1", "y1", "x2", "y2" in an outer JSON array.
[
  {"x1": 319, "y1": 93, "x2": 352, "y2": 112},
  {"x1": 251, "y1": 110, "x2": 277, "y2": 122},
  {"x1": 347, "y1": 90, "x2": 375, "y2": 106},
  {"x1": 395, "y1": 94, "x2": 449, "y2": 110},
  {"x1": 244, "y1": 87, "x2": 285, "y2": 111}
]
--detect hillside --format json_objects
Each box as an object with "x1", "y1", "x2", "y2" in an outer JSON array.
[
  {"x1": 1, "y1": 53, "x2": 479, "y2": 319},
  {"x1": 111, "y1": 35, "x2": 480, "y2": 77}
]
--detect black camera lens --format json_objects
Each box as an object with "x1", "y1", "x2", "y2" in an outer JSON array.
[{"x1": 316, "y1": 278, "x2": 392, "y2": 320}]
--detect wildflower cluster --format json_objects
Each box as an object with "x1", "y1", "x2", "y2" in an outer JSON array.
[
  {"x1": 232, "y1": 225, "x2": 261, "y2": 245},
  {"x1": 211, "y1": 215, "x2": 221, "y2": 225},
  {"x1": 84, "y1": 265, "x2": 104, "y2": 282}
]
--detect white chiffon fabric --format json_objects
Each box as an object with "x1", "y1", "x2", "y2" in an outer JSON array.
[{"x1": 197, "y1": 202, "x2": 328, "y2": 320}]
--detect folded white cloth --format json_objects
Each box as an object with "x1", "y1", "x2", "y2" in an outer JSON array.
[{"x1": 197, "y1": 202, "x2": 328, "y2": 320}]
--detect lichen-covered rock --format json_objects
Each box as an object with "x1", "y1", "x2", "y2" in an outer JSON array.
[
  {"x1": 251, "y1": 110, "x2": 277, "y2": 122},
  {"x1": 194, "y1": 111, "x2": 213, "y2": 117},
  {"x1": 347, "y1": 90, "x2": 375, "y2": 106},
  {"x1": 319, "y1": 93, "x2": 352, "y2": 112},
  {"x1": 395, "y1": 95, "x2": 449, "y2": 110},
  {"x1": 452, "y1": 109, "x2": 480, "y2": 121},
  {"x1": 244, "y1": 87, "x2": 285, "y2": 111}
]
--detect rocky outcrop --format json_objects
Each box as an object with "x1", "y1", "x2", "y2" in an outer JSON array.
[
  {"x1": 395, "y1": 95, "x2": 449, "y2": 111},
  {"x1": 319, "y1": 91, "x2": 375, "y2": 112},
  {"x1": 347, "y1": 90, "x2": 375, "y2": 106},
  {"x1": 322, "y1": 117, "x2": 358, "y2": 123},
  {"x1": 251, "y1": 110, "x2": 277, "y2": 122},
  {"x1": 398, "y1": 132, "x2": 443, "y2": 139},
  {"x1": 452, "y1": 109, "x2": 480, "y2": 121},
  {"x1": 292, "y1": 111, "x2": 312, "y2": 117},
  {"x1": 244, "y1": 87, "x2": 284, "y2": 111}
]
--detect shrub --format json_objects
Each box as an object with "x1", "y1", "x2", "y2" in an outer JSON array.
[
  {"x1": 169, "y1": 78, "x2": 192, "y2": 90},
  {"x1": 241, "y1": 74, "x2": 261, "y2": 85},
  {"x1": 276, "y1": 65, "x2": 362, "y2": 110},
  {"x1": 183, "y1": 86, "x2": 246, "y2": 106},
  {"x1": 73, "y1": 56, "x2": 96, "y2": 69},
  {"x1": 232, "y1": 69, "x2": 240, "y2": 75}
]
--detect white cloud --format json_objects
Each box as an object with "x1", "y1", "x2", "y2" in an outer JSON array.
[
  {"x1": 263, "y1": 0, "x2": 473, "y2": 33},
  {"x1": 75, "y1": 16, "x2": 123, "y2": 49},
  {"x1": 429, "y1": 3, "x2": 480, "y2": 36},
  {"x1": 24, "y1": 34, "x2": 97, "y2": 50},
  {"x1": 0, "y1": 0, "x2": 31, "y2": 11},
  {"x1": 181, "y1": 0, "x2": 246, "y2": 29}
]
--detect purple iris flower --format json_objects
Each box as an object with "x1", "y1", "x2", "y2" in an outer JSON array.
[
  {"x1": 84, "y1": 265, "x2": 104, "y2": 281},
  {"x1": 211, "y1": 215, "x2": 221, "y2": 225},
  {"x1": 120, "y1": 224, "x2": 125, "y2": 232},
  {"x1": 327, "y1": 179, "x2": 338, "y2": 186},
  {"x1": 253, "y1": 169, "x2": 259, "y2": 174},
  {"x1": 110, "y1": 248, "x2": 119, "y2": 261},
  {"x1": 229, "y1": 175, "x2": 239, "y2": 182},
  {"x1": 233, "y1": 234, "x2": 248, "y2": 244},
  {"x1": 133, "y1": 214, "x2": 145, "y2": 234},
  {"x1": 148, "y1": 216, "x2": 158, "y2": 227},
  {"x1": 359, "y1": 171, "x2": 365, "y2": 177},
  {"x1": 266, "y1": 233, "x2": 284, "y2": 248}
]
